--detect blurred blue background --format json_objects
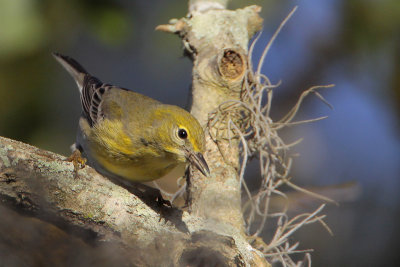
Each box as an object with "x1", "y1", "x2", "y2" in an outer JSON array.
[{"x1": 0, "y1": 0, "x2": 399, "y2": 266}]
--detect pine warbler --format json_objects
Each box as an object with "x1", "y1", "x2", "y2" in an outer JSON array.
[{"x1": 53, "y1": 53, "x2": 209, "y2": 182}]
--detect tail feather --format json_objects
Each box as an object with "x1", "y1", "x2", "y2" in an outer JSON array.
[
  {"x1": 52, "y1": 52, "x2": 88, "y2": 93},
  {"x1": 53, "y1": 52, "x2": 106, "y2": 126}
]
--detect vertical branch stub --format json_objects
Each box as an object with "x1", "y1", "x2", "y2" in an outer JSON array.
[
  {"x1": 156, "y1": 5, "x2": 267, "y2": 266},
  {"x1": 181, "y1": 6, "x2": 263, "y2": 226}
]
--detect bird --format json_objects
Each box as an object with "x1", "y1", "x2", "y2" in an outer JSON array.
[{"x1": 53, "y1": 52, "x2": 210, "y2": 183}]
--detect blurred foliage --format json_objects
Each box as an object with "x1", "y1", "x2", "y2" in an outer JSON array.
[
  {"x1": 342, "y1": 0, "x2": 400, "y2": 114},
  {"x1": 0, "y1": 0, "x2": 46, "y2": 58},
  {"x1": 344, "y1": 0, "x2": 400, "y2": 50}
]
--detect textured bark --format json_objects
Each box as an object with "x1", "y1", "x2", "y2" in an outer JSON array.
[
  {"x1": 0, "y1": 1, "x2": 270, "y2": 266},
  {"x1": 0, "y1": 135, "x2": 267, "y2": 266},
  {"x1": 186, "y1": 5, "x2": 262, "y2": 230},
  {"x1": 156, "y1": 2, "x2": 269, "y2": 266},
  {"x1": 0, "y1": 137, "x2": 185, "y2": 263},
  {"x1": 158, "y1": 1, "x2": 262, "y2": 230}
]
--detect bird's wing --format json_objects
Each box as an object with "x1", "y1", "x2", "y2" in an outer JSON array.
[{"x1": 80, "y1": 77, "x2": 112, "y2": 125}]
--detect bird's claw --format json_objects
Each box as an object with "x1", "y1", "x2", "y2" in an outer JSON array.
[{"x1": 67, "y1": 149, "x2": 87, "y2": 178}]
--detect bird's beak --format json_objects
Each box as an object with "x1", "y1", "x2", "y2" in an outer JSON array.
[{"x1": 187, "y1": 151, "x2": 210, "y2": 177}]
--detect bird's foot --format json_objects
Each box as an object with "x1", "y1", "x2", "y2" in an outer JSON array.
[{"x1": 67, "y1": 149, "x2": 87, "y2": 178}]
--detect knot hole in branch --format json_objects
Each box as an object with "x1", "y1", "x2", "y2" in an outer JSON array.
[{"x1": 218, "y1": 49, "x2": 246, "y2": 82}]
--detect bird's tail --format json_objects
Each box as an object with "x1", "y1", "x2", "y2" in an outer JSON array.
[{"x1": 52, "y1": 52, "x2": 88, "y2": 93}]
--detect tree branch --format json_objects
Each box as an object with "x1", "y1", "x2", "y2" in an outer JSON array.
[
  {"x1": 0, "y1": 136, "x2": 183, "y2": 244},
  {"x1": 0, "y1": 133, "x2": 267, "y2": 265}
]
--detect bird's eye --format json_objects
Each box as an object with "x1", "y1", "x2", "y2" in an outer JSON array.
[{"x1": 178, "y1": 128, "x2": 188, "y2": 139}]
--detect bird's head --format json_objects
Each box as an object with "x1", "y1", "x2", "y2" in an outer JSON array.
[{"x1": 153, "y1": 105, "x2": 210, "y2": 177}]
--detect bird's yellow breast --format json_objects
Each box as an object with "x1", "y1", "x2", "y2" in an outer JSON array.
[
  {"x1": 85, "y1": 118, "x2": 184, "y2": 182},
  {"x1": 95, "y1": 154, "x2": 182, "y2": 182}
]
